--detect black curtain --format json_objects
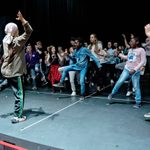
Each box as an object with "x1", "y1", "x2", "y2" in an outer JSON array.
[{"x1": 0, "y1": 0, "x2": 150, "y2": 47}]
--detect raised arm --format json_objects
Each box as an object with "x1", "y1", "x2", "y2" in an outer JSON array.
[
  {"x1": 145, "y1": 23, "x2": 150, "y2": 38},
  {"x1": 122, "y1": 34, "x2": 130, "y2": 49},
  {"x1": 16, "y1": 11, "x2": 28, "y2": 25}
]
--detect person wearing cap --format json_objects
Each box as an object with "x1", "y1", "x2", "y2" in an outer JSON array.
[{"x1": 1, "y1": 11, "x2": 33, "y2": 123}]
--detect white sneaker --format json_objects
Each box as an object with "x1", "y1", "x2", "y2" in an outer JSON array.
[
  {"x1": 126, "y1": 91, "x2": 132, "y2": 96},
  {"x1": 65, "y1": 77, "x2": 68, "y2": 81},
  {"x1": 32, "y1": 86, "x2": 37, "y2": 90},
  {"x1": 132, "y1": 88, "x2": 135, "y2": 92},
  {"x1": 71, "y1": 92, "x2": 76, "y2": 96},
  {"x1": 110, "y1": 79, "x2": 114, "y2": 84},
  {"x1": 11, "y1": 116, "x2": 26, "y2": 124},
  {"x1": 144, "y1": 112, "x2": 150, "y2": 120}
]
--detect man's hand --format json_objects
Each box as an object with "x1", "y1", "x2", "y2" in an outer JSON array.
[
  {"x1": 16, "y1": 11, "x2": 23, "y2": 21},
  {"x1": 122, "y1": 34, "x2": 126, "y2": 39},
  {"x1": 16, "y1": 11, "x2": 27, "y2": 25},
  {"x1": 145, "y1": 23, "x2": 150, "y2": 38},
  {"x1": 129, "y1": 69, "x2": 136, "y2": 74}
]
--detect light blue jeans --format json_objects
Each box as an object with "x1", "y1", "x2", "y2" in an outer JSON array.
[
  {"x1": 111, "y1": 68, "x2": 141, "y2": 104},
  {"x1": 60, "y1": 64, "x2": 87, "y2": 96}
]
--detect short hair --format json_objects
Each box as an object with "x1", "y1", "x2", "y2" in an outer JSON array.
[
  {"x1": 4, "y1": 22, "x2": 18, "y2": 34},
  {"x1": 74, "y1": 37, "x2": 84, "y2": 45},
  {"x1": 70, "y1": 37, "x2": 76, "y2": 41}
]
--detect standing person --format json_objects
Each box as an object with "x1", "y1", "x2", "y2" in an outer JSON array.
[
  {"x1": 108, "y1": 36, "x2": 146, "y2": 108},
  {"x1": 1, "y1": 11, "x2": 33, "y2": 123},
  {"x1": 58, "y1": 37, "x2": 78, "y2": 96},
  {"x1": 35, "y1": 41, "x2": 48, "y2": 86},
  {"x1": 142, "y1": 24, "x2": 150, "y2": 76},
  {"x1": 53, "y1": 37, "x2": 101, "y2": 99},
  {"x1": 86, "y1": 33, "x2": 103, "y2": 90},
  {"x1": 58, "y1": 46, "x2": 78, "y2": 96},
  {"x1": 143, "y1": 23, "x2": 150, "y2": 120}
]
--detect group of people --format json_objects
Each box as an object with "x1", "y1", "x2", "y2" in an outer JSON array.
[{"x1": 0, "y1": 11, "x2": 150, "y2": 124}]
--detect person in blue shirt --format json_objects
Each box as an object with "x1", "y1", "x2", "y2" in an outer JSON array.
[{"x1": 53, "y1": 37, "x2": 101, "y2": 98}]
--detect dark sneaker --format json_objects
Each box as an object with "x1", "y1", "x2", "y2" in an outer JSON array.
[
  {"x1": 53, "y1": 82, "x2": 64, "y2": 88},
  {"x1": 133, "y1": 103, "x2": 141, "y2": 109},
  {"x1": 11, "y1": 116, "x2": 26, "y2": 124}
]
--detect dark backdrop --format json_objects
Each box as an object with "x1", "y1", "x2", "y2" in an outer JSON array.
[{"x1": 0, "y1": 0, "x2": 150, "y2": 47}]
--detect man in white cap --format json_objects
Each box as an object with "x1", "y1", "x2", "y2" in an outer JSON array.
[{"x1": 1, "y1": 11, "x2": 33, "y2": 123}]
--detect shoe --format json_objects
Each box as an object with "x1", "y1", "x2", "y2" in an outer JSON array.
[
  {"x1": 71, "y1": 91, "x2": 76, "y2": 96},
  {"x1": 126, "y1": 91, "x2": 132, "y2": 96},
  {"x1": 53, "y1": 82, "x2": 64, "y2": 88},
  {"x1": 11, "y1": 116, "x2": 26, "y2": 124},
  {"x1": 64, "y1": 77, "x2": 68, "y2": 81},
  {"x1": 32, "y1": 86, "x2": 37, "y2": 90},
  {"x1": 108, "y1": 93, "x2": 114, "y2": 104},
  {"x1": 108, "y1": 93, "x2": 113, "y2": 100},
  {"x1": 42, "y1": 81, "x2": 48, "y2": 86},
  {"x1": 144, "y1": 112, "x2": 150, "y2": 120},
  {"x1": 79, "y1": 96, "x2": 85, "y2": 100},
  {"x1": 132, "y1": 88, "x2": 135, "y2": 92},
  {"x1": 133, "y1": 103, "x2": 141, "y2": 109},
  {"x1": 97, "y1": 86, "x2": 101, "y2": 91},
  {"x1": 124, "y1": 80, "x2": 129, "y2": 83},
  {"x1": 110, "y1": 79, "x2": 114, "y2": 84}
]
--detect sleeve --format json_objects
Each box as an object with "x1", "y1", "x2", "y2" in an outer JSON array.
[
  {"x1": 84, "y1": 48, "x2": 102, "y2": 68},
  {"x1": 134, "y1": 48, "x2": 147, "y2": 71},
  {"x1": 14, "y1": 22, "x2": 33, "y2": 47}
]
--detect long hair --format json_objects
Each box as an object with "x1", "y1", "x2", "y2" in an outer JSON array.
[{"x1": 88, "y1": 33, "x2": 101, "y2": 54}]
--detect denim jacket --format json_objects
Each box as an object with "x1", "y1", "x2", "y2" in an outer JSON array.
[{"x1": 72, "y1": 47, "x2": 101, "y2": 68}]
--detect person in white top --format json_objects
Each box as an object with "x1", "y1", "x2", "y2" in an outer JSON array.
[{"x1": 86, "y1": 33, "x2": 103, "y2": 92}]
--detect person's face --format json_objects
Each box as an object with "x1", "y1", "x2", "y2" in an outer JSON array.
[
  {"x1": 27, "y1": 44, "x2": 32, "y2": 52},
  {"x1": 69, "y1": 47, "x2": 74, "y2": 53},
  {"x1": 70, "y1": 40, "x2": 75, "y2": 47},
  {"x1": 107, "y1": 42, "x2": 112, "y2": 48},
  {"x1": 36, "y1": 41, "x2": 42, "y2": 48},
  {"x1": 51, "y1": 47, "x2": 56, "y2": 53},
  {"x1": 113, "y1": 42, "x2": 118, "y2": 48},
  {"x1": 90, "y1": 34, "x2": 96, "y2": 43},
  {"x1": 12, "y1": 29, "x2": 19, "y2": 37},
  {"x1": 129, "y1": 38, "x2": 137, "y2": 48},
  {"x1": 74, "y1": 40, "x2": 80, "y2": 49}
]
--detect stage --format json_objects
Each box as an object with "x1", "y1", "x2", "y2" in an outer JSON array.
[{"x1": 0, "y1": 83, "x2": 150, "y2": 150}]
